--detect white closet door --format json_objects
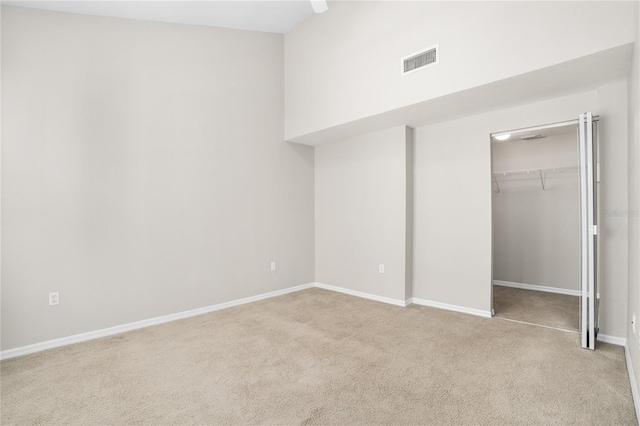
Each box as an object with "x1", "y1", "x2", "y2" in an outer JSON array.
[{"x1": 578, "y1": 112, "x2": 598, "y2": 350}]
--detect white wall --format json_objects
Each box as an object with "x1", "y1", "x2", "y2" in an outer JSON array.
[
  {"x1": 1, "y1": 6, "x2": 315, "y2": 350},
  {"x1": 414, "y1": 82, "x2": 628, "y2": 338},
  {"x1": 284, "y1": 1, "x2": 636, "y2": 140},
  {"x1": 492, "y1": 134, "x2": 579, "y2": 291},
  {"x1": 315, "y1": 126, "x2": 412, "y2": 303},
  {"x1": 597, "y1": 83, "x2": 631, "y2": 340},
  {"x1": 414, "y1": 114, "x2": 493, "y2": 313},
  {"x1": 627, "y1": 0, "x2": 640, "y2": 406}
]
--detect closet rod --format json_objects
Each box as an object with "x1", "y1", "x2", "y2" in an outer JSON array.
[
  {"x1": 492, "y1": 165, "x2": 578, "y2": 192},
  {"x1": 493, "y1": 165, "x2": 579, "y2": 177}
]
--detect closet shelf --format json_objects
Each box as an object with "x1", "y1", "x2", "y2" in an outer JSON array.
[{"x1": 492, "y1": 165, "x2": 579, "y2": 193}]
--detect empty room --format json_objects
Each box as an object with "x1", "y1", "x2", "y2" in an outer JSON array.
[{"x1": 1, "y1": 0, "x2": 640, "y2": 424}]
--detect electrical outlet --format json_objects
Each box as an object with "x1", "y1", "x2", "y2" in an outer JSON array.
[
  {"x1": 270, "y1": 262, "x2": 276, "y2": 271},
  {"x1": 49, "y1": 292, "x2": 59, "y2": 306},
  {"x1": 379, "y1": 264, "x2": 385, "y2": 274}
]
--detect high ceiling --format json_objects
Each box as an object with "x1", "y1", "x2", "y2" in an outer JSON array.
[{"x1": 1, "y1": 1, "x2": 316, "y2": 33}]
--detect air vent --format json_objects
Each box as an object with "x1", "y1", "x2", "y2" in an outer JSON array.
[{"x1": 401, "y1": 44, "x2": 439, "y2": 75}]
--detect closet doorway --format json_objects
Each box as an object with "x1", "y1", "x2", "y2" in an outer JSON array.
[{"x1": 491, "y1": 114, "x2": 599, "y2": 350}]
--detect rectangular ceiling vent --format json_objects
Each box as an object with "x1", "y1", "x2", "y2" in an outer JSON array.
[{"x1": 401, "y1": 44, "x2": 439, "y2": 76}]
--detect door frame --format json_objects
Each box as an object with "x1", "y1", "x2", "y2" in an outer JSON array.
[
  {"x1": 578, "y1": 112, "x2": 600, "y2": 349},
  {"x1": 488, "y1": 116, "x2": 600, "y2": 347}
]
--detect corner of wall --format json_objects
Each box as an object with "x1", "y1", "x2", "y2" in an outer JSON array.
[
  {"x1": 405, "y1": 126, "x2": 414, "y2": 301},
  {"x1": 626, "y1": 1, "x2": 640, "y2": 419},
  {"x1": 314, "y1": 125, "x2": 414, "y2": 302}
]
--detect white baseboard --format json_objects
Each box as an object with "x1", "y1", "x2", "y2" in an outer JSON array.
[
  {"x1": 313, "y1": 283, "x2": 491, "y2": 318},
  {"x1": 624, "y1": 342, "x2": 640, "y2": 423},
  {"x1": 597, "y1": 334, "x2": 627, "y2": 346},
  {"x1": 1, "y1": 280, "x2": 621, "y2": 362},
  {"x1": 410, "y1": 297, "x2": 493, "y2": 318},
  {"x1": 0, "y1": 282, "x2": 315, "y2": 361},
  {"x1": 314, "y1": 282, "x2": 409, "y2": 307},
  {"x1": 5, "y1": 282, "x2": 477, "y2": 360},
  {"x1": 493, "y1": 280, "x2": 581, "y2": 297}
]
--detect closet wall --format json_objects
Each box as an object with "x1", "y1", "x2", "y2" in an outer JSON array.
[
  {"x1": 626, "y1": 0, "x2": 639, "y2": 390},
  {"x1": 413, "y1": 81, "x2": 629, "y2": 338},
  {"x1": 492, "y1": 133, "x2": 580, "y2": 292}
]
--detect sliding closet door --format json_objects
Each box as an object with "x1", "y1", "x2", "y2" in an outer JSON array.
[{"x1": 578, "y1": 112, "x2": 598, "y2": 350}]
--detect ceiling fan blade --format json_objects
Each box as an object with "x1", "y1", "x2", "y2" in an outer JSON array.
[{"x1": 310, "y1": 0, "x2": 328, "y2": 14}]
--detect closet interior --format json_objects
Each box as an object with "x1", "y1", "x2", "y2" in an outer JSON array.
[{"x1": 491, "y1": 123, "x2": 582, "y2": 332}]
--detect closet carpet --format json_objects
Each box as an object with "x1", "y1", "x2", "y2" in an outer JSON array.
[
  {"x1": 493, "y1": 285, "x2": 580, "y2": 331},
  {"x1": 1, "y1": 288, "x2": 636, "y2": 425}
]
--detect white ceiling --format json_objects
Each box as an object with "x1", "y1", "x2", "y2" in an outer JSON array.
[{"x1": 1, "y1": 1, "x2": 316, "y2": 33}]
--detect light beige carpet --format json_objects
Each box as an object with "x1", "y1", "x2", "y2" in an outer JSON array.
[
  {"x1": 493, "y1": 285, "x2": 580, "y2": 332},
  {"x1": 1, "y1": 288, "x2": 636, "y2": 425}
]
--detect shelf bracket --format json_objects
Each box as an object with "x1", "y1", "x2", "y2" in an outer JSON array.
[
  {"x1": 539, "y1": 169, "x2": 546, "y2": 191},
  {"x1": 493, "y1": 174, "x2": 501, "y2": 193}
]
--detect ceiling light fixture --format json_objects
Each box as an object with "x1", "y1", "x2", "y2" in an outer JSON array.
[
  {"x1": 520, "y1": 134, "x2": 544, "y2": 141},
  {"x1": 494, "y1": 133, "x2": 511, "y2": 141},
  {"x1": 310, "y1": 0, "x2": 328, "y2": 13}
]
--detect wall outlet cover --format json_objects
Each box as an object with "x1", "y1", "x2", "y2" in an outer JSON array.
[{"x1": 49, "y1": 292, "x2": 59, "y2": 306}]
